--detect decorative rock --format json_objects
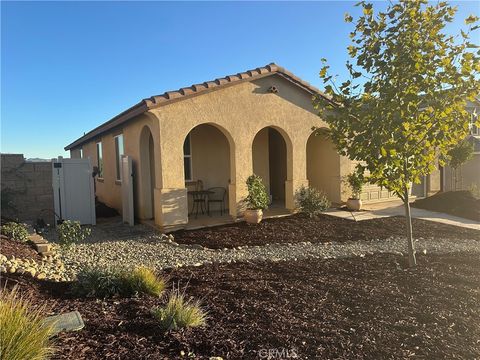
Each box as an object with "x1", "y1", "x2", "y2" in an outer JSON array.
[
  {"x1": 8, "y1": 267, "x2": 16, "y2": 273},
  {"x1": 36, "y1": 273, "x2": 47, "y2": 280}
]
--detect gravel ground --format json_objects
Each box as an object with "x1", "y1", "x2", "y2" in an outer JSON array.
[{"x1": 58, "y1": 233, "x2": 480, "y2": 279}]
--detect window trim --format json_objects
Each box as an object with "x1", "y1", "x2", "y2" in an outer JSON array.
[
  {"x1": 96, "y1": 142, "x2": 104, "y2": 179},
  {"x1": 114, "y1": 134, "x2": 124, "y2": 182},
  {"x1": 184, "y1": 133, "x2": 193, "y2": 181}
]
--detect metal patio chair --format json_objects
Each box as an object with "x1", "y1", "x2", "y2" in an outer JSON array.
[{"x1": 207, "y1": 187, "x2": 227, "y2": 216}]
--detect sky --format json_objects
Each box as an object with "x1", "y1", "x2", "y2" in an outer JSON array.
[{"x1": 2, "y1": 1, "x2": 479, "y2": 159}]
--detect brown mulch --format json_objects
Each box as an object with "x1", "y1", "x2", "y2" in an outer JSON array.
[
  {"x1": 0, "y1": 236, "x2": 41, "y2": 260},
  {"x1": 412, "y1": 190, "x2": 480, "y2": 222},
  {"x1": 2, "y1": 253, "x2": 479, "y2": 359},
  {"x1": 172, "y1": 214, "x2": 480, "y2": 249}
]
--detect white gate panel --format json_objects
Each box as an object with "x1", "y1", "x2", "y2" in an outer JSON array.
[
  {"x1": 121, "y1": 155, "x2": 134, "y2": 226},
  {"x1": 52, "y1": 157, "x2": 96, "y2": 225}
]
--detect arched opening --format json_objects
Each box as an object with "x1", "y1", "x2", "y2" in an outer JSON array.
[
  {"x1": 252, "y1": 127, "x2": 288, "y2": 208},
  {"x1": 182, "y1": 123, "x2": 232, "y2": 221},
  {"x1": 138, "y1": 126, "x2": 156, "y2": 219},
  {"x1": 306, "y1": 131, "x2": 340, "y2": 204}
]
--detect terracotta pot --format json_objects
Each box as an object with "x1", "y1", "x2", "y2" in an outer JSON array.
[
  {"x1": 244, "y1": 209, "x2": 263, "y2": 224},
  {"x1": 346, "y1": 198, "x2": 363, "y2": 211}
]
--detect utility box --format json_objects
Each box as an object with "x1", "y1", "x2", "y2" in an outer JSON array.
[{"x1": 52, "y1": 157, "x2": 96, "y2": 225}]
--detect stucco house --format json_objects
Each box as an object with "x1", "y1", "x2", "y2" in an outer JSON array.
[{"x1": 65, "y1": 63, "x2": 399, "y2": 230}]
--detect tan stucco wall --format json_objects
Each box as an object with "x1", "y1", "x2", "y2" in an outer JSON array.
[
  {"x1": 71, "y1": 73, "x2": 352, "y2": 229},
  {"x1": 252, "y1": 127, "x2": 270, "y2": 194},
  {"x1": 306, "y1": 133, "x2": 342, "y2": 203}
]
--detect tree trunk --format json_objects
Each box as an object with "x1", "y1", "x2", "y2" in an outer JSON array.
[{"x1": 403, "y1": 187, "x2": 417, "y2": 267}]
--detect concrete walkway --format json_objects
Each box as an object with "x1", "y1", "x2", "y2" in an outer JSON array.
[{"x1": 326, "y1": 200, "x2": 480, "y2": 231}]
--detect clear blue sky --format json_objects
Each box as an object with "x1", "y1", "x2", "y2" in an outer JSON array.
[{"x1": 2, "y1": 1, "x2": 478, "y2": 158}]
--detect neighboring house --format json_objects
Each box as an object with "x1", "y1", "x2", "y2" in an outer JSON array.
[
  {"x1": 443, "y1": 99, "x2": 480, "y2": 192},
  {"x1": 65, "y1": 63, "x2": 399, "y2": 230}
]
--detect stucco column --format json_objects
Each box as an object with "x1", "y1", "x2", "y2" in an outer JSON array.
[
  {"x1": 285, "y1": 137, "x2": 308, "y2": 211},
  {"x1": 231, "y1": 141, "x2": 252, "y2": 217}
]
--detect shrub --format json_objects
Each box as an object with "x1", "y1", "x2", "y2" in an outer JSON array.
[
  {"x1": 57, "y1": 220, "x2": 91, "y2": 247},
  {"x1": 245, "y1": 174, "x2": 269, "y2": 210},
  {"x1": 0, "y1": 222, "x2": 29, "y2": 242},
  {"x1": 73, "y1": 266, "x2": 165, "y2": 298},
  {"x1": 152, "y1": 290, "x2": 207, "y2": 331},
  {"x1": 0, "y1": 287, "x2": 55, "y2": 360},
  {"x1": 295, "y1": 186, "x2": 330, "y2": 217},
  {"x1": 346, "y1": 172, "x2": 364, "y2": 200},
  {"x1": 125, "y1": 267, "x2": 166, "y2": 297}
]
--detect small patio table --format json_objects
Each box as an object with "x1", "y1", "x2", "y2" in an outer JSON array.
[{"x1": 188, "y1": 190, "x2": 214, "y2": 218}]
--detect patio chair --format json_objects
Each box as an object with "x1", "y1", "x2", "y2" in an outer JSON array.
[
  {"x1": 190, "y1": 180, "x2": 206, "y2": 216},
  {"x1": 207, "y1": 187, "x2": 227, "y2": 216}
]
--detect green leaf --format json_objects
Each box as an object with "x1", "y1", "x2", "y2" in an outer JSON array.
[
  {"x1": 344, "y1": 13, "x2": 353, "y2": 23},
  {"x1": 465, "y1": 15, "x2": 479, "y2": 25},
  {"x1": 380, "y1": 147, "x2": 387, "y2": 157}
]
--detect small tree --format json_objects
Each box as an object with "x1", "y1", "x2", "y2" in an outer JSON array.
[
  {"x1": 447, "y1": 139, "x2": 474, "y2": 190},
  {"x1": 245, "y1": 174, "x2": 269, "y2": 210},
  {"x1": 315, "y1": 0, "x2": 480, "y2": 267}
]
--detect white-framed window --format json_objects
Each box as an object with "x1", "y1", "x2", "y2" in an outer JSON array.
[
  {"x1": 183, "y1": 133, "x2": 193, "y2": 181},
  {"x1": 96, "y1": 142, "x2": 104, "y2": 178},
  {"x1": 114, "y1": 134, "x2": 124, "y2": 181}
]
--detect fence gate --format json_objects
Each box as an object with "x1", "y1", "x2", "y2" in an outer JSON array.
[{"x1": 52, "y1": 157, "x2": 96, "y2": 225}]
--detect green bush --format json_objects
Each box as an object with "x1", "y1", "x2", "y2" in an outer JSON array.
[
  {"x1": 245, "y1": 174, "x2": 269, "y2": 210},
  {"x1": 296, "y1": 186, "x2": 330, "y2": 217},
  {"x1": 57, "y1": 220, "x2": 91, "y2": 247},
  {"x1": 346, "y1": 171, "x2": 364, "y2": 200},
  {"x1": 0, "y1": 222, "x2": 29, "y2": 242},
  {"x1": 73, "y1": 266, "x2": 165, "y2": 298},
  {"x1": 0, "y1": 287, "x2": 55, "y2": 360},
  {"x1": 151, "y1": 290, "x2": 207, "y2": 331}
]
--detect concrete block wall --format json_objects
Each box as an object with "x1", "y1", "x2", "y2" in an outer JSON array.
[{"x1": 1, "y1": 154, "x2": 54, "y2": 224}]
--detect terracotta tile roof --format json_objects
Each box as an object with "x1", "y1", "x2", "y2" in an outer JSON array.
[{"x1": 65, "y1": 63, "x2": 329, "y2": 150}]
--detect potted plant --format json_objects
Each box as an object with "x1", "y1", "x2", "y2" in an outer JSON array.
[
  {"x1": 346, "y1": 171, "x2": 364, "y2": 211},
  {"x1": 244, "y1": 174, "x2": 269, "y2": 224}
]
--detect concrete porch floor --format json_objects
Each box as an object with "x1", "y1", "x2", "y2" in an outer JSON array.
[{"x1": 184, "y1": 202, "x2": 291, "y2": 230}]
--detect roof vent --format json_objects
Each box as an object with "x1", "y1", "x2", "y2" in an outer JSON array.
[{"x1": 268, "y1": 86, "x2": 278, "y2": 94}]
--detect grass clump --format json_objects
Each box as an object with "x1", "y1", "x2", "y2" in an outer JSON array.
[
  {"x1": 152, "y1": 290, "x2": 207, "y2": 331},
  {"x1": 0, "y1": 222, "x2": 29, "y2": 242},
  {"x1": 0, "y1": 287, "x2": 55, "y2": 360},
  {"x1": 126, "y1": 267, "x2": 166, "y2": 297},
  {"x1": 73, "y1": 266, "x2": 165, "y2": 298}
]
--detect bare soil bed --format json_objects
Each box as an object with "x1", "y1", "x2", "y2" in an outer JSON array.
[
  {"x1": 2, "y1": 253, "x2": 479, "y2": 359},
  {"x1": 172, "y1": 214, "x2": 480, "y2": 249},
  {"x1": 412, "y1": 190, "x2": 480, "y2": 221}
]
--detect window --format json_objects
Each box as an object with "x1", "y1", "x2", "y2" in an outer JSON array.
[
  {"x1": 79, "y1": 148, "x2": 83, "y2": 159},
  {"x1": 96, "y1": 142, "x2": 103, "y2": 178},
  {"x1": 183, "y1": 133, "x2": 192, "y2": 181},
  {"x1": 115, "y1": 134, "x2": 124, "y2": 181}
]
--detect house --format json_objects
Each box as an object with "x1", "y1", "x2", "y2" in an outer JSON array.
[
  {"x1": 65, "y1": 63, "x2": 399, "y2": 230},
  {"x1": 442, "y1": 99, "x2": 480, "y2": 192}
]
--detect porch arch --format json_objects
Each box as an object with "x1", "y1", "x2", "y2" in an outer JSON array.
[
  {"x1": 181, "y1": 122, "x2": 236, "y2": 218},
  {"x1": 251, "y1": 125, "x2": 293, "y2": 207},
  {"x1": 138, "y1": 125, "x2": 156, "y2": 219}
]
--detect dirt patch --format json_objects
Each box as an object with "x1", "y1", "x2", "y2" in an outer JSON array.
[
  {"x1": 412, "y1": 191, "x2": 480, "y2": 221},
  {"x1": 2, "y1": 253, "x2": 479, "y2": 359},
  {"x1": 0, "y1": 236, "x2": 41, "y2": 260},
  {"x1": 172, "y1": 214, "x2": 480, "y2": 249}
]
